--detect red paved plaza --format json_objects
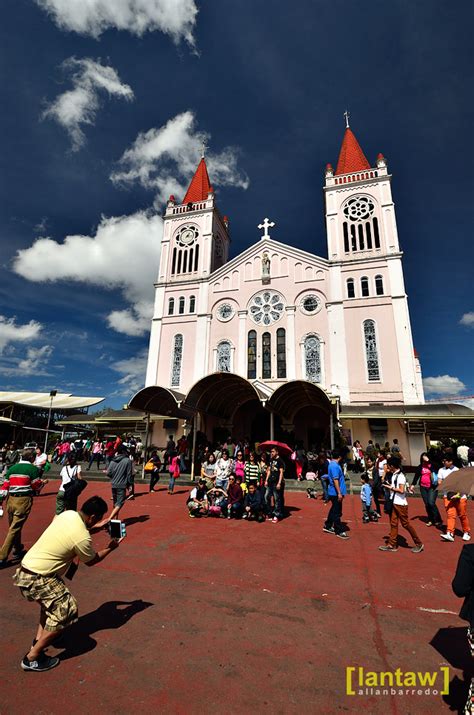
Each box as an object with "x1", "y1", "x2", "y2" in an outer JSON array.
[{"x1": 0, "y1": 482, "x2": 470, "y2": 713}]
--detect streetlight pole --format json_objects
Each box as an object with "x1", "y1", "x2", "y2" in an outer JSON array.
[{"x1": 44, "y1": 390, "x2": 57, "y2": 453}]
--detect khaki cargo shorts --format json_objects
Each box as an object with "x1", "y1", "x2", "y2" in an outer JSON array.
[{"x1": 13, "y1": 567, "x2": 78, "y2": 631}]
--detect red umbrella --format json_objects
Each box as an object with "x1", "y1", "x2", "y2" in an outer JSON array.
[{"x1": 258, "y1": 440, "x2": 293, "y2": 457}]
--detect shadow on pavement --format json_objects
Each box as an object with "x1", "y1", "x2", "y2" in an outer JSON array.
[
  {"x1": 123, "y1": 515, "x2": 150, "y2": 527},
  {"x1": 58, "y1": 599, "x2": 153, "y2": 661},
  {"x1": 430, "y1": 626, "x2": 473, "y2": 713}
]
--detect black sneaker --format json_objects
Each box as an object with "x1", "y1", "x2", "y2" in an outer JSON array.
[
  {"x1": 323, "y1": 526, "x2": 335, "y2": 534},
  {"x1": 21, "y1": 654, "x2": 60, "y2": 672}
]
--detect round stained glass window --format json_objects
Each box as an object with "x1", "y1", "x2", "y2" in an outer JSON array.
[
  {"x1": 300, "y1": 295, "x2": 321, "y2": 315},
  {"x1": 343, "y1": 196, "x2": 375, "y2": 222},
  {"x1": 217, "y1": 303, "x2": 234, "y2": 322},
  {"x1": 249, "y1": 291, "x2": 285, "y2": 326}
]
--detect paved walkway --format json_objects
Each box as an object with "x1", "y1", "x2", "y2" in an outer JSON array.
[{"x1": 0, "y1": 483, "x2": 470, "y2": 713}]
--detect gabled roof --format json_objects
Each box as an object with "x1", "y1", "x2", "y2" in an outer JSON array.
[
  {"x1": 335, "y1": 127, "x2": 371, "y2": 176},
  {"x1": 209, "y1": 236, "x2": 329, "y2": 282},
  {"x1": 182, "y1": 157, "x2": 212, "y2": 203}
]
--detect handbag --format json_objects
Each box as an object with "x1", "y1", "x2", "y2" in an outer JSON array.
[
  {"x1": 63, "y1": 467, "x2": 87, "y2": 501},
  {"x1": 144, "y1": 460, "x2": 155, "y2": 472}
]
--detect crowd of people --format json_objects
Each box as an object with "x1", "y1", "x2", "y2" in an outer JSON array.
[{"x1": 0, "y1": 431, "x2": 473, "y2": 697}]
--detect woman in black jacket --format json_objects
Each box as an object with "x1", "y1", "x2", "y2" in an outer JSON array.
[{"x1": 452, "y1": 544, "x2": 474, "y2": 714}]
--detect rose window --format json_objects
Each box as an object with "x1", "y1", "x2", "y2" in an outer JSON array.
[
  {"x1": 343, "y1": 196, "x2": 375, "y2": 222},
  {"x1": 249, "y1": 291, "x2": 285, "y2": 326}
]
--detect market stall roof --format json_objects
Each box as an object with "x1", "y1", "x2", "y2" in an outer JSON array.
[
  {"x1": 0, "y1": 416, "x2": 23, "y2": 425},
  {"x1": 57, "y1": 409, "x2": 170, "y2": 426},
  {"x1": 339, "y1": 403, "x2": 474, "y2": 420},
  {"x1": 0, "y1": 391, "x2": 104, "y2": 411}
]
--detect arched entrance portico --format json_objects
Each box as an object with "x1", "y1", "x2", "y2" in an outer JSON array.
[
  {"x1": 267, "y1": 381, "x2": 335, "y2": 451},
  {"x1": 184, "y1": 373, "x2": 265, "y2": 445}
]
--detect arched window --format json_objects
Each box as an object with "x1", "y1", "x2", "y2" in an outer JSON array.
[
  {"x1": 247, "y1": 330, "x2": 257, "y2": 379},
  {"x1": 347, "y1": 278, "x2": 355, "y2": 299},
  {"x1": 171, "y1": 334, "x2": 183, "y2": 387},
  {"x1": 375, "y1": 275, "x2": 384, "y2": 296},
  {"x1": 304, "y1": 335, "x2": 321, "y2": 383},
  {"x1": 168, "y1": 297, "x2": 175, "y2": 315},
  {"x1": 364, "y1": 320, "x2": 380, "y2": 381},
  {"x1": 217, "y1": 341, "x2": 231, "y2": 372},
  {"x1": 262, "y1": 332, "x2": 271, "y2": 379},
  {"x1": 358, "y1": 224, "x2": 365, "y2": 250},
  {"x1": 361, "y1": 276, "x2": 369, "y2": 297},
  {"x1": 178, "y1": 296, "x2": 185, "y2": 314},
  {"x1": 189, "y1": 295, "x2": 196, "y2": 313},
  {"x1": 343, "y1": 222, "x2": 349, "y2": 253},
  {"x1": 373, "y1": 217, "x2": 380, "y2": 248},
  {"x1": 276, "y1": 328, "x2": 286, "y2": 378}
]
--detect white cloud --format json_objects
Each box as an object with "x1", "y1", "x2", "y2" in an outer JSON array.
[
  {"x1": 13, "y1": 211, "x2": 162, "y2": 337},
  {"x1": 460, "y1": 312, "x2": 474, "y2": 327},
  {"x1": 43, "y1": 57, "x2": 134, "y2": 150},
  {"x1": 111, "y1": 349, "x2": 147, "y2": 394},
  {"x1": 423, "y1": 374, "x2": 466, "y2": 396},
  {"x1": 34, "y1": 0, "x2": 198, "y2": 44},
  {"x1": 0, "y1": 315, "x2": 42, "y2": 354},
  {"x1": 17, "y1": 345, "x2": 53, "y2": 374},
  {"x1": 111, "y1": 111, "x2": 249, "y2": 205}
]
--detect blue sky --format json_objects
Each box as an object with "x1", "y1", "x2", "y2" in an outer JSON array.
[{"x1": 0, "y1": 0, "x2": 472, "y2": 408}]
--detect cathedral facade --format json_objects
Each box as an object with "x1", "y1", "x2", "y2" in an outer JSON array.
[{"x1": 138, "y1": 123, "x2": 426, "y2": 459}]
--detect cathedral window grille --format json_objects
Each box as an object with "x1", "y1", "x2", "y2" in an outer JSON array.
[
  {"x1": 276, "y1": 328, "x2": 286, "y2": 378},
  {"x1": 217, "y1": 341, "x2": 231, "y2": 372},
  {"x1": 189, "y1": 295, "x2": 196, "y2": 313},
  {"x1": 365, "y1": 222, "x2": 373, "y2": 249},
  {"x1": 342, "y1": 196, "x2": 378, "y2": 254},
  {"x1": 168, "y1": 297, "x2": 175, "y2": 315},
  {"x1": 373, "y1": 217, "x2": 380, "y2": 248},
  {"x1": 178, "y1": 296, "x2": 185, "y2": 314},
  {"x1": 247, "y1": 330, "x2": 257, "y2": 379},
  {"x1": 262, "y1": 332, "x2": 272, "y2": 379},
  {"x1": 343, "y1": 222, "x2": 349, "y2": 253},
  {"x1": 347, "y1": 278, "x2": 355, "y2": 299},
  {"x1": 304, "y1": 335, "x2": 321, "y2": 383},
  {"x1": 361, "y1": 276, "x2": 369, "y2": 297},
  {"x1": 249, "y1": 291, "x2": 285, "y2": 326},
  {"x1": 171, "y1": 334, "x2": 183, "y2": 387},
  {"x1": 364, "y1": 320, "x2": 380, "y2": 381},
  {"x1": 375, "y1": 275, "x2": 384, "y2": 296},
  {"x1": 194, "y1": 244, "x2": 199, "y2": 271}
]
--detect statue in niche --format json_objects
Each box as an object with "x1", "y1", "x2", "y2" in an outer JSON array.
[{"x1": 262, "y1": 253, "x2": 271, "y2": 282}]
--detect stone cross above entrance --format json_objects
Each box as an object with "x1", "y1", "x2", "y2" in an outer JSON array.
[{"x1": 258, "y1": 217, "x2": 275, "y2": 239}]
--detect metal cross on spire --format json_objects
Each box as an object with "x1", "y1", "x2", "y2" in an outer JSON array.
[
  {"x1": 201, "y1": 139, "x2": 208, "y2": 158},
  {"x1": 344, "y1": 109, "x2": 350, "y2": 128},
  {"x1": 258, "y1": 217, "x2": 275, "y2": 239}
]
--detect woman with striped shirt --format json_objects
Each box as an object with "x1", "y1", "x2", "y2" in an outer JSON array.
[{"x1": 244, "y1": 452, "x2": 261, "y2": 486}]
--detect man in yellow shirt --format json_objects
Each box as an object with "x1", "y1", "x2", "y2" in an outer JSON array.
[{"x1": 13, "y1": 495, "x2": 122, "y2": 672}]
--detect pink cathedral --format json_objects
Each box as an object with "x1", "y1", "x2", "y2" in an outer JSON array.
[{"x1": 134, "y1": 122, "x2": 426, "y2": 463}]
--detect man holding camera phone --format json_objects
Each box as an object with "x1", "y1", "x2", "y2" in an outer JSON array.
[{"x1": 12, "y1": 495, "x2": 123, "y2": 672}]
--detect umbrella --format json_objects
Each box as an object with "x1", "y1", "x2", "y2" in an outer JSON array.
[
  {"x1": 440, "y1": 467, "x2": 474, "y2": 497},
  {"x1": 258, "y1": 440, "x2": 293, "y2": 457}
]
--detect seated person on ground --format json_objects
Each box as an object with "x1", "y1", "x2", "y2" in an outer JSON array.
[
  {"x1": 187, "y1": 479, "x2": 209, "y2": 518},
  {"x1": 243, "y1": 482, "x2": 266, "y2": 522},
  {"x1": 207, "y1": 486, "x2": 228, "y2": 517},
  {"x1": 227, "y1": 474, "x2": 244, "y2": 519}
]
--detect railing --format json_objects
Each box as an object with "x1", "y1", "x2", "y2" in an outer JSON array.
[
  {"x1": 334, "y1": 169, "x2": 378, "y2": 185},
  {"x1": 171, "y1": 201, "x2": 210, "y2": 214}
]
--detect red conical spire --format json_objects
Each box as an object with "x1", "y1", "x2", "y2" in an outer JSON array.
[
  {"x1": 335, "y1": 127, "x2": 371, "y2": 176},
  {"x1": 182, "y1": 157, "x2": 212, "y2": 203}
]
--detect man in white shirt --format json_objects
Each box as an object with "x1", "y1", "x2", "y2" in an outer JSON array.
[
  {"x1": 438, "y1": 456, "x2": 471, "y2": 542},
  {"x1": 379, "y1": 457, "x2": 424, "y2": 553}
]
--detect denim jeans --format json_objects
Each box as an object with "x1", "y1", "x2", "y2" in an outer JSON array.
[
  {"x1": 168, "y1": 476, "x2": 175, "y2": 493},
  {"x1": 265, "y1": 482, "x2": 285, "y2": 519},
  {"x1": 419, "y1": 486, "x2": 442, "y2": 524},
  {"x1": 325, "y1": 495, "x2": 343, "y2": 534},
  {"x1": 320, "y1": 477, "x2": 329, "y2": 501},
  {"x1": 88, "y1": 453, "x2": 102, "y2": 470}
]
